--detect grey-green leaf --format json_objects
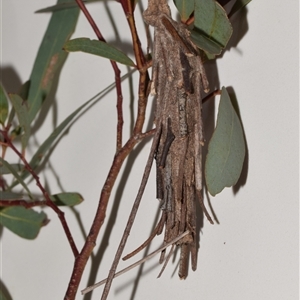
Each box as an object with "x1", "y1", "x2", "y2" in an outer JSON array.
[
  {"x1": 190, "y1": 30, "x2": 223, "y2": 56},
  {"x1": 193, "y1": 0, "x2": 232, "y2": 54},
  {"x1": 0, "y1": 163, "x2": 25, "y2": 175},
  {"x1": 64, "y1": 38, "x2": 135, "y2": 67},
  {"x1": 50, "y1": 192, "x2": 83, "y2": 206},
  {"x1": 27, "y1": 0, "x2": 80, "y2": 123},
  {"x1": 0, "y1": 83, "x2": 9, "y2": 125},
  {"x1": 0, "y1": 192, "x2": 24, "y2": 200},
  {"x1": 205, "y1": 87, "x2": 245, "y2": 196},
  {"x1": 0, "y1": 158, "x2": 33, "y2": 200},
  {"x1": 9, "y1": 71, "x2": 134, "y2": 189},
  {"x1": 229, "y1": 0, "x2": 252, "y2": 17},
  {"x1": 0, "y1": 207, "x2": 47, "y2": 239},
  {"x1": 9, "y1": 94, "x2": 30, "y2": 150},
  {"x1": 173, "y1": 0, "x2": 195, "y2": 22},
  {"x1": 0, "y1": 288, "x2": 9, "y2": 300}
]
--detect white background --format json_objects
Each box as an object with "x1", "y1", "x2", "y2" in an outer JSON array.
[{"x1": 1, "y1": 1, "x2": 299, "y2": 300}]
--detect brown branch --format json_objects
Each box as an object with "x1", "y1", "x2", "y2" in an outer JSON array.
[
  {"x1": 0, "y1": 199, "x2": 47, "y2": 208},
  {"x1": 100, "y1": 125, "x2": 161, "y2": 300},
  {"x1": 64, "y1": 2, "x2": 150, "y2": 299},
  {"x1": 202, "y1": 89, "x2": 221, "y2": 104},
  {"x1": 1, "y1": 130, "x2": 79, "y2": 257},
  {"x1": 75, "y1": 0, "x2": 124, "y2": 152}
]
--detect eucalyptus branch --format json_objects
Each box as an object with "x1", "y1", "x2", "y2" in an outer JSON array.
[
  {"x1": 0, "y1": 130, "x2": 79, "y2": 258},
  {"x1": 64, "y1": 2, "x2": 151, "y2": 298},
  {"x1": 75, "y1": 0, "x2": 124, "y2": 152},
  {"x1": 0, "y1": 199, "x2": 47, "y2": 208}
]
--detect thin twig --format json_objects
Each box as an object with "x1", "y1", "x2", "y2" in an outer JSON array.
[
  {"x1": 0, "y1": 199, "x2": 47, "y2": 208},
  {"x1": 1, "y1": 130, "x2": 79, "y2": 257},
  {"x1": 82, "y1": 230, "x2": 190, "y2": 295},
  {"x1": 65, "y1": 2, "x2": 149, "y2": 298},
  {"x1": 75, "y1": 0, "x2": 124, "y2": 152},
  {"x1": 122, "y1": 212, "x2": 164, "y2": 260},
  {"x1": 100, "y1": 125, "x2": 161, "y2": 300}
]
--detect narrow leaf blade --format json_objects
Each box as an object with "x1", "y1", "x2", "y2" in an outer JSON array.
[
  {"x1": 0, "y1": 163, "x2": 25, "y2": 175},
  {"x1": 193, "y1": 0, "x2": 232, "y2": 54},
  {"x1": 64, "y1": 38, "x2": 135, "y2": 67},
  {"x1": 173, "y1": 0, "x2": 195, "y2": 22},
  {"x1": 0, "y1": 192, "x2": 24, "y2": 200},
  {"x1": 9, "y1": 94, "x2": 31, "y2": 150},
  {"x1": 229, "y1": 0, "x2": 252, "y2": 17},
  {"x1": 0, "y1": 207, "x2": 47, "y2": 239},
  {"x1": 205, "y1": 87, "x2": 245, "y2": 196},
  {"x1": 0, "y1": 158, "x2": 33, "y2": 199},
  {"x1": 0, "y1": 83, "x2": 9, "y2": 125},
  {"x1": 27, "y1": 0, "x2": 80, "y2": 123},
  {"x1": 50, "y1": 192, "x2": 83, "y2": 206}
]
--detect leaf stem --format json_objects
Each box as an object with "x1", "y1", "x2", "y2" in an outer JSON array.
[
  {"x1": 0, "y1": 130, "x2": 79, "y2": 258},
  {"x1": 75, "y1": 0, "x2": 124, "y2": 152}
]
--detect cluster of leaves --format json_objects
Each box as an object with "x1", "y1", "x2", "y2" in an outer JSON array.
[
  {"x1": 0, "y1": 0, "x2": 248, "y2": 242},
  {"x1": 1, "y1": 0, "x2": 249, "y2": 298}
]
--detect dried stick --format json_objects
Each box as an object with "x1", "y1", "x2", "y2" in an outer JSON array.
[
  {"x1": 82, "y1": 230, "x2": 190, "y2": 295},
  {"x1": 1, "y1": 130, "x2": 79, "y2": 257},
  {"x1": 100, "y1": 125, "x2": 161, "y2": 300},
  {"x1": 65, "y1": 2, "x2": 149, "y2": 298},
  {"x1": 122, "y1": 213, "x2": 165, "y2": 260}
]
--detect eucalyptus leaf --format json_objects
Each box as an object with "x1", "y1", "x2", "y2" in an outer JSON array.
[
  {"x1": 18, "y1": 80, "x2": 31, "y2": 101},
  {"x1": 50, "y1": 192, "x2": 83, "y2": 206},
  {"x1": 64, "y1": 38, "x2": 135, "y2": 67},
  {"x1": 10, "y1": 71, "x2": 134, "y2": 188},
  {"x1": 0, "y1": 207, "x2": 47, "y2": 239},
  {"x1": 0, "y1": 192, "x2": 24, "y2": 200},
  {"x1": 27, "y1": 0, "x2": 80, "y2": 123},
  {"x1": 0, "y1": 83, "x2": 9, "y2": 125},
  {"x1": 205, "y1": 87, "x2": 245, "y2": 196},
  {"x1": 229, "y1": 0, "x2": 252, "y2": 17},
  {"x1": 0, "y1": 289, "x2": 9, "y2": 300},
  {"x1": 0, "y1": 158, "x2": 33, "y2": 200},
  {"x1": 9, "y1": 94, "x2": 30, "y2": 150},
  {"x1": 190, "y1": 30, "x2": 222, "y2": 56},
  {"x1": 193, "y1": 0, "x2": 232, "y2": 54},
  {"x1": 173, "y1": 0, "x2": 195, "y2": 22},
  {"x1": 0, "y1": 163, "x2": 25, "y2": 175}
]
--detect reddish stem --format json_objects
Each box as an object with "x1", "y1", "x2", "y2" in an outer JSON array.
[
  {"x1": 0, "y1": 199, "x2": 47, "y2": 208},
  {"x1": 75, "y1": 0, "x2": 124, "y2": 152},
  {"x1": 64, "y1": 2, "x2": 149, "y2": 299},
  {"x1": 1, "y1": 130, "x2": 79, "y2": 258}
]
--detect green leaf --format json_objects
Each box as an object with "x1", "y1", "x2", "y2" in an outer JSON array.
[
  {"x1": 190, "y1": 30, "x2": 222, "y2": 56},
  {"x1": 9, "y1": 94, "x2": 30, "y2": 150},
  {"x1": 0, "y1": 192, "x2": 24, "y2": 200},
  {"x1": 0, "y1": 207, "x2": 47, "y2": 239},
  {"x1": 0, "y1": 163, "x2": 25, "y2": 175},
  {"x1": 0, "y1": 288, "x2": 9, "y2": 300},
  {"x1": 9, "y1": 70, "x2": 134, "y2": 189},
  {"x1": 229, "y1": 0, "x2": 252, "y2": 17},
  {"x1": 205, "y1": 87, "x2": 245, "y2": 196},
  {"x1": 64, "y1": 38, "x2": 135, "y2": 67},
  {"x1": 50, "y1": 192, "x2": 83, "y2": 206},
  {"x1": 0, "y1": 83, "x2": 9, "y2": 125},
  {"x1": 0, "y1": 158, "x2": 33, "y2": 200},
  {"x1": 193, "y1": 0, "x2": 232, "y2": 54},
  {"x1": 18, "y1": 80, "x2": 31, "y2": 101},
  {"x1": 173, "y1": 0, "x2": 195, "y2": 22},
  {"x1": 27, "y1": 0, "x2": 80, "y2": 123}
]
